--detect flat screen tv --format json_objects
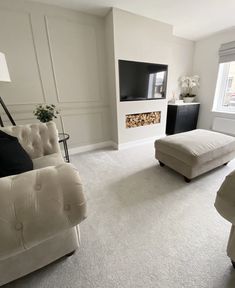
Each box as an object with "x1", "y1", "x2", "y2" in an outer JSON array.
[{"x1": 119, "y1": 60, "x2": 168, "y2": 102}]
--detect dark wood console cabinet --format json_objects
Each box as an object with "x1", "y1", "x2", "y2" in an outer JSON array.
[{"x1": 166, "y1": 103, "x2": 200, "y2": 135}]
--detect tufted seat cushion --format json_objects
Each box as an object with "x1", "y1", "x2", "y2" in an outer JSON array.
[
  {"x1": 0, "y1": 163, "x2": 87, "y2": 261},
  {"x1": 33, "y1": 153, "x2": 64, "y2": 169}
]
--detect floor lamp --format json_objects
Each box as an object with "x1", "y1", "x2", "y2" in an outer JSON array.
[{"x1": 0, "y1": 52, "x2": 16, "y2": 127}]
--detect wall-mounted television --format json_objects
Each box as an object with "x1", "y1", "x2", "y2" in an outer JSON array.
[{"x1": 119, "y1": 59, "x2": 168, "y2": 102}]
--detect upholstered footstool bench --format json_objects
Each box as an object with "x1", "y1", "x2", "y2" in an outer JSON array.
[{"x1": 155, "y1": 129, "x2": 235, "y2": 182}]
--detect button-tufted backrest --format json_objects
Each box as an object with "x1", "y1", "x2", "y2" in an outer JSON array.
[{"x1": 0, "y1": 122, "x2": 61, "y2": 159}]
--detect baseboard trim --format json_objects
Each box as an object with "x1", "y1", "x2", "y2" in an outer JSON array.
[
  {"x1": 69, "y1": 141, "x2": 114, "y2": 155},
  {"x1": 117, "y1": 134, "x2": 165, "y2": 150},
  {"x1": 68, "y1": 135, "x2": 165, "y2": 155}
]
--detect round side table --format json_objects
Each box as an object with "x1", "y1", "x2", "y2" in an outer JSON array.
[{"x1": 58, "y1": 133, "x2": 70, "y2": 163}]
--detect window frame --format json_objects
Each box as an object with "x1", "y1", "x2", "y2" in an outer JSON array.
[{"x1": 213, "y1": 61, "x2": 235, "y2": 113}]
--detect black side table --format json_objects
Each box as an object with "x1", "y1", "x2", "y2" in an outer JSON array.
[
  {"x1": 166, "y1": 103, "x2": 200, "y2": 135},
  {"x1": 58, "y1": 133, "x2": 70, "y2": 163}
]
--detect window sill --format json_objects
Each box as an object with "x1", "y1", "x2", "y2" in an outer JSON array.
[{"x1": 212, "y1": 109, "x2": 235, "y2": 115}]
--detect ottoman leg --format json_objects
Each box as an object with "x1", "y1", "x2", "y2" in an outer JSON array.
[
  {"x1": 65, "y1": 250, "x2": 76, "y2": 257},
  {"x1": 159, "y1": 161, "x2": 165, "y2": 167},
  {"x1": 184, "y1": 176, "x2": 191, "y2": 183}
]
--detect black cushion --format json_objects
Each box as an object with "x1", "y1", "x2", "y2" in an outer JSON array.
[{"x1": 0, "y1": 130, "x2": 33, "y2": 178}]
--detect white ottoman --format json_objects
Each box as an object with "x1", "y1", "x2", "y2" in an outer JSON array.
[{"x1": 155, "y1": 129, "x2": 235, "y2": 182}]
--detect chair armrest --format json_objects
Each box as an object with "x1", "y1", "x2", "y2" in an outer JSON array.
[
  {"x1": 0, "y1": 163, "x2": 87, "y2": 260},
  {"x1": 215, "y1": 169, "x2": 235, "y2": 224}
]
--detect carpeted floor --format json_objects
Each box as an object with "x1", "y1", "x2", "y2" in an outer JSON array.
[{"x1": 4, "y1": 143, "x2": 235, "y2": 288}]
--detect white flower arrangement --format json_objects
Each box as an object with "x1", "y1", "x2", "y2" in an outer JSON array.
[{"x1": 179, "y1": 75, "x2": 200, "y2": 97}]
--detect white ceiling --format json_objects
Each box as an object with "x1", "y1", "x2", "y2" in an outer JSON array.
[{"x1": 28, "y1": 0, "x2": 235, "y2": 40}]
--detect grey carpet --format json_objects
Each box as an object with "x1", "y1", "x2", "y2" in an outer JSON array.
[{"x1": 4, "y1": 143, "x2": 235, "y2": 288}]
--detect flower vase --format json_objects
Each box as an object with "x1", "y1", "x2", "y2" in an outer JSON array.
[{"x1": 183, "y1": 97, "x2": 195, "y2": 103}]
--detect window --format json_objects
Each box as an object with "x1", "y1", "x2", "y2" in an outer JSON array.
[
  {"x1": 213, "y1": 61, "x2": 235, "y2": 112},
  {"x1": 213, "y1": 41, "x2": 235, "y2": 113}
]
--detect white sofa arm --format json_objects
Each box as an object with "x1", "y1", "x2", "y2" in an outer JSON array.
[
  {"x1": 215, "y1": 169, "x2": 235, "y2": 224},
  {"x1": 0, "y1": 163, "x2": 87, "y2": 260}
]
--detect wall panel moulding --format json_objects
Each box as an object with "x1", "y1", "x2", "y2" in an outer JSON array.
[{"x1": 126, "y1": 111, "x2": 161, "y2": 129}]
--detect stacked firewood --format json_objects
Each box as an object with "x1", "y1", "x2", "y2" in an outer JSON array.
[{"x1": 126, "y1": 111, "x2": 161, "y2": 128}]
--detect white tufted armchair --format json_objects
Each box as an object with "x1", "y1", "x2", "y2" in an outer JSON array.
[{"x1": 0, "y1": 122, "x2": 87, "y2": 286}]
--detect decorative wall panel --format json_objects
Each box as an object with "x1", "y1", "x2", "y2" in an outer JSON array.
[
  {"x1": 46, "y1": 16, "x2": 100, "y2": 103},
  {"x1": 0, "y1": 2, "x2": 110, "y2": 149},
  {"x1": 61, "y1": 111, "x2": 106, "y2": 147},
  {"x1": 0, "y1": 9, "x2": 45, "y2": 104}
]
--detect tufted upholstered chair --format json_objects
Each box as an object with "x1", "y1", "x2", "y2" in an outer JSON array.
[
  {"x1": 0, "y1": 122, "x2": 87, "y2": 286},
  {"x1": 215, "y1": 169, "x2": 235, "y2": 268}
]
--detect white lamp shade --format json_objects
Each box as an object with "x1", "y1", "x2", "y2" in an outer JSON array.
[{"x1": 0, "y1": 52, "x2": 11, "y2": 82}]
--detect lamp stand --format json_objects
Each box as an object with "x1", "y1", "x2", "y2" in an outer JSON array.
[{"x1": 0, "y1": 96, "x2": 16, "y2": 127}]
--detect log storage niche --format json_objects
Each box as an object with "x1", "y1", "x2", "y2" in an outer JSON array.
[{"x1": 126, "y1": 111, "x2": 161, "y2": 128}]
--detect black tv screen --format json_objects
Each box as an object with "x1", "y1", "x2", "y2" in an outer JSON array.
[{"x1": 119, "y1": 60, "x2": 168, "y2": 102}]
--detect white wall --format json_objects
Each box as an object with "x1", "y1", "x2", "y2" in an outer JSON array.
[
  {"x1": 193, "y1": 28, "x2": 235, "y2": 130},
  {"x1": 111, "y1": 9, "x2": 194, "y2": 146},
  {"x1": 0, "y1": 0, "x2": 110, "y2": 150},
  {"x1": 0, "y1": 2, "x2": 195, "y2": 150}
]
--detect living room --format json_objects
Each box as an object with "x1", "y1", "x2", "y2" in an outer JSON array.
[{"x1": 1, "y1": 0, "x2": 235, "y2": 287}]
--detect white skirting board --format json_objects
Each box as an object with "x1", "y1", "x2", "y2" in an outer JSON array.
[
  {"x1": 116, "y1": 135, "x2": 165, "y2": 150},
  {"x1": 212, "y1": 117, "x2": 235, "y2": 136},
  {"x1": 68, "y1": 135, "x2": 165, "y2": 155},
  {"x1": 68, "y1": 141, "x2": 115, "y2": 155}
]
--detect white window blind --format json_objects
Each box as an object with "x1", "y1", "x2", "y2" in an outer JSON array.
[{"x1": 219, "y1": 41, "x2": 235, "y2": 63}]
